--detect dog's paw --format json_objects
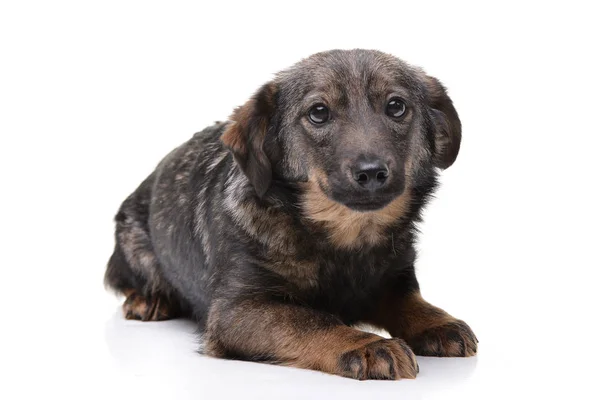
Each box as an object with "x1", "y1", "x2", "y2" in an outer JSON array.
[
  {"x1": 122, "y1": 291, "x2": 176, "y2": 321},
  {"x1": 338, "y1": 338, "x2": 419, "y2": 380},
  {"x1": 408, "y1": 319, "x2": 478, "y2": 357}
]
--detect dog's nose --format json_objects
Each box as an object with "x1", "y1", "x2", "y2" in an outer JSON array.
[{"x1": 351, "y1": 160, "x2": 389, "y2": 191}]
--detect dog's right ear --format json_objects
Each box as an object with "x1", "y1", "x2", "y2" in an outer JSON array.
[{"x1": 221, "y1": 83, "x2": 277, "y2": 197}]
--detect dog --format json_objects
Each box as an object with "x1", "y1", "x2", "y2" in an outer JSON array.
[{"x1": 105, "y1": 49, "x2": 477, "y2": 380}]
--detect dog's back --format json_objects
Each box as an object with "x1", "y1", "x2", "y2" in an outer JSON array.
[{"x1": 104, "y1": 122, "x2": 229, "y2": 322}]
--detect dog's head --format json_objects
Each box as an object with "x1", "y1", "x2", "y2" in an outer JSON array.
[{"x1": 222, "y1": 49, "x2": 461, "y2": 212}]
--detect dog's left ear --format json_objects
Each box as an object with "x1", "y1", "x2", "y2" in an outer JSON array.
[
  {"x1": 221, "y1": 83, "x2": 277, "y2": 197},
  {"x1": 423, "y1": 76, "x2": 462, "y2": 169}
]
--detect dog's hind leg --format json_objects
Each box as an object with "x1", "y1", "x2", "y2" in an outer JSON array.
[
  {"x1": 105, "y1": 241, "x2": 184, "y2": 321},
  {"x1": 104, "y1": 174, "x2": 188, "y2": 321}
]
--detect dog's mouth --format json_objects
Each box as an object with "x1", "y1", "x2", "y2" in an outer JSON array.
[
  {"x1": 339, "y1": 195, "x2": 397, "y2": 212},
  {"x1": 329, "y1": 180, "x2": 405, "y2": 213},
  {"x1": 304, "y1": 171, "x2": 405, "y2": 214}
]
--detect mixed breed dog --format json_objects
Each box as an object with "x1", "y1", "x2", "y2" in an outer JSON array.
[{"x1": 105, "y1": 49, "x2": 477, "y2": 380}]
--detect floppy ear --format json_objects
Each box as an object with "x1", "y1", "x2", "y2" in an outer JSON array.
[
  {"x1": 221, "y1": 83, "x2": 277, "y2": 197},
  {"x1": 423, "y1": 76, "x2": 462, "y2": 169}
]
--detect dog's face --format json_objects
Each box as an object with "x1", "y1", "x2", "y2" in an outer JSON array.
[{"x1": 222, "y1": 50, "x2": 461, "y2": 212}]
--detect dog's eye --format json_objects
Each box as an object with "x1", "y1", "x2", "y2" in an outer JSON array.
[
  {"x1": 308, "y1": 104, "x2": 330, "y2": 124},
  {"x1": 386, "y1": 98, "x2": 406, "y2": 118}
]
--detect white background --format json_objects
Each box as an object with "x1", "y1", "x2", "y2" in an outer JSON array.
[{"x1": 1, "y1": 1, "x2": 599, "y2": 399}]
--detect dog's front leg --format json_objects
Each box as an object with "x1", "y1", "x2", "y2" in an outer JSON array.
[
  {"x1": 204, "y1": 298, "x2": 419, "y2": 380},
  {"x1": 370, "y1": 281, "x2": 478, "y2": 357}
]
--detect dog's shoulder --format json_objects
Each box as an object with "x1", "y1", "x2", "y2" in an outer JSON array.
[{"x1": 152, "y1": 121, "x2": 230, "y2": 182}]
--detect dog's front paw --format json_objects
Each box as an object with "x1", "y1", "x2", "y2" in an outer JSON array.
[
  {"x1": 339, "y1": 338, "x2": 419, "y2": 380},
  {"x1": 407, "y1": 319, "x2": 478, "y2": 357}
]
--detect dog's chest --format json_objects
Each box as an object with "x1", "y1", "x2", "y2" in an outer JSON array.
[
  {"x1": 310, "y1": 252, "x2": 393, "y2": 322},
  {"x1": 264, "y1": 244, "x2": 391, "y2": 286},
  {"x1": 265, "y1": 246, "x2": 396, "y2": 321}
]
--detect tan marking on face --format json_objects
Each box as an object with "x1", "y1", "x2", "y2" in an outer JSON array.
[{"x1": 300, "y1": 170, "x2": 411, "y2": 249}]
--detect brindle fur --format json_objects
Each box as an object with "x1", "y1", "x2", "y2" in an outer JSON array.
[{"x1": 104, "y1": 49, "x2": 477, "y2": 380}]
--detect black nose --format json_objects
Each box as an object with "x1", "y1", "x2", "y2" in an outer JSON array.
[{"x1": 351, "y1": 161, "x2": 389, "y2": 190}]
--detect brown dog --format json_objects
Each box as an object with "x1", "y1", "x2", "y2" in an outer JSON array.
[{"x1": 105, "y1": 49, "x2": 477, "y2": 380}]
